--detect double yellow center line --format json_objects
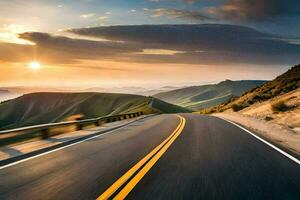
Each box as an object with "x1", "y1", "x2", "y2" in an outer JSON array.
[{"x1": 97, "y1": 115, "x2": 186, "y2": 200}]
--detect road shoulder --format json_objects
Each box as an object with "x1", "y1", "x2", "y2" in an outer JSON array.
[{"x1": 214, "y1": 113, "x2": 300, "y2": 159}]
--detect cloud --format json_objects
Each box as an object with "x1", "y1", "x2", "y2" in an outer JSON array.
[
  {"x1": 208, "y1": 0, "x2": 300, "y2": 22},
  {"x1": 138, "y1": 49, "x2": 185, "y2": 55},
  {"x1": 146, "y1": 0, "x2": 299, "y2": 23},
  {"x1": 70, "y1": 24, "x2": 300, "y2": 65},
  {"x1": 1, "y1": 24, "x2": 299, "y2": 67},
  {"x1": 99, "y1": 16, "x2": 108, "y2": 20},
  {"x1": 129, "y1": 9, "x2": 137, "y2": 13},
  {"x1": 0, "y1": 24, "x2": 35, "y2": 44},
  {"x1": 12, "y1": 32, "x2": 142, "y2": 64},
  {"x1": 184, "y1": 0, "x2": 195, "y2": 4},
  {"x1": 80, "y1": 13, "x2": 95, "y2": 19},
  {"x1": 70, "y1": 24, "x2": 273, "y2": 50},
  {"x1": 152, "y1": 8, "x2": 213, "y2": 22}
]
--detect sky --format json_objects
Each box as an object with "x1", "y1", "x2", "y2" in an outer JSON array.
[{"x1": 0, "y1": 0, "x2": 299, "y2": 89}]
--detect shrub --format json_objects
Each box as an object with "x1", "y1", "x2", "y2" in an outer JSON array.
[
  {"x1": 270, "y1": 100, "x2": 289, "y2": 112},
  {"x1": 231, "y1": 104, "x2": 245, "y2": 112},
  {"x1": 264, "y1": 116, "x2": 274, "y2": 121}
]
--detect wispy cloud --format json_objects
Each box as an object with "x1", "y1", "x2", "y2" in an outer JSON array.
[
  {"x1": 148, "y1": 0, "x2": 300, "y2": 23},
  {"x1": 190, "y1": 0, "x2": 300, "y2": 22},
  {"x1": 152, "y1": 8, "x2": 212, "y2": 22},
  {"x1": 12, "y1": 32, "x2": 141, "y2": 64},
  {"x1": 99, "y1": 16, "x2": 108, "y2": 20},
  {"x1": 183, "y1": 0, "x2": 195, "y2": 4},
  {"x1": 80, "y1": 13, "x2": 95, "y2": 19},
  {"x1": 0, "y1": 24, "x2": 35, "y2": 44},
  {"x1": 207, "y1": 0, "x2": 300, "y2": 22},
  {"x1": 138, "y1": 49, "x2": 185, "y2": 55},
  {"x1": 128, "y1": 9, "x2": 137, "y2": 13}
]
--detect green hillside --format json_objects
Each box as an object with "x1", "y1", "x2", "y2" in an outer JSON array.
[
  {"x1": 154, "y1": 80, "x2": 266, "y2": 110},
  {"x1": 150, "y1": 98, "x2": 192, "y2": 114},
  {"x1": 0, "y1": 92, "x2": 189, "y2": 130}
]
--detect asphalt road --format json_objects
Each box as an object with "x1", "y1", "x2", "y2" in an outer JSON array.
[{"x1": 0, "y1": 114, "x2": 299, "y2": 200}]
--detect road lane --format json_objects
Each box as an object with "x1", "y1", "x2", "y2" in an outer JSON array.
[
  {"x1": 127, "y1": 114, "x2": 300, "y2": 200},
  {"x1": 0, "y1": 114, "x2": 299, "y2": 200},
  {"x1": 0, "y1": 114, "x2": 180, "y2": 200},
  {"x1": 108, "y1": 115, "x2": 185, "y2": 200}
]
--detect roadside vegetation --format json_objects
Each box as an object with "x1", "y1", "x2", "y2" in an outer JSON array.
[{"x1": 270, "y1": 99, "x2": 289, "y2": 112}]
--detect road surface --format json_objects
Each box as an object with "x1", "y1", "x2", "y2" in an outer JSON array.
[{"x1": 0, "y1": 114, "x2": 299, "y2": 200}]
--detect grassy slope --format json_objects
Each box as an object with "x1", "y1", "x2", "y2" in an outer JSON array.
[
  {"x1": 150, "y1": 98, "x2": 192, "y2": 113},
  {"x1": 205, "y1": 64, "x2": 300, "y2": 113},
  {"x1": 0, "y1": 92, "x2": 189, "y2": 130},
  {"x1": 154, "y1": 80, "x2": 266, "y2": 110}
]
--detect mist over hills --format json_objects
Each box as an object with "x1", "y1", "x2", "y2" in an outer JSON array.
[
  {"x1": 83, "y1": 86, "x2": 181, "y2": 96},
  {"x1": 154, "y1": 80, "x2": 267, "y2": 110},
  {"x1": 0, "y1": 92, "x2": 189, "y2": 130},
  {"x1": 0, "y1": 85, "x2": 181, "y2": 102},
  {"x1": 0, "y1": 89, "x2": 20, "y2": 103}
]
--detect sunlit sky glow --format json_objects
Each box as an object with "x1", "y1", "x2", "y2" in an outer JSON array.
[{"x1": 0, "y1": 0, "x2": 299, "y2": 89}]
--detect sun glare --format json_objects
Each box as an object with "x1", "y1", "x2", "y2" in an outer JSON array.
[{"x1": 28, "y1": 61, "x2": 41, "y2": 71}]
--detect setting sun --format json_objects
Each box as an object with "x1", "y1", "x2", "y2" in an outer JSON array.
[{"x1": 28, "y1": 61, "x2": 41, "y2": 71}]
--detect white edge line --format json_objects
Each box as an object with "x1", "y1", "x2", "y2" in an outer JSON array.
[
  {"x1": 0, "y1": 117, "x2": 149, "y2": 170},
  {"x1": 217, "y1": 116, "x2": 300, "y2": 165}
]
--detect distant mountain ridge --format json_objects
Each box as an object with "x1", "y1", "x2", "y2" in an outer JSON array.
[
  {"x1": 154, "y1": 80, "x2": 267, "y2": 110},
  {"x1": 0, "y1": 92, "x2": 190, "y2": 130},
  {"x1": 0, "y1": 85, "x2": 180, "y2": 100}
]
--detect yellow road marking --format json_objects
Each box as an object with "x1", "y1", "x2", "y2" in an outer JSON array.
[
  {"x1": 114, "y1": 115, "x2": 186, "y2": 199},
  {"x1": 97, "y1": 115, "x2": 185, "y2": 200}
]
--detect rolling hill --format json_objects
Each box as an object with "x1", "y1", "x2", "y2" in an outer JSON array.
[
  {"x1": 0, "y1": 92, "x2": 190, "y2": 130},
  {"x1": 206, "y1": 64, "x2": 300, "y2": 113},
  {"x1": 154, "y1": 80, "x2": 266, "y2": 110}
]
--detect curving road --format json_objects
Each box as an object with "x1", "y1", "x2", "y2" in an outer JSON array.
[{"x1": 0, "y1": 114, "x2": 299, "y2": 200}]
